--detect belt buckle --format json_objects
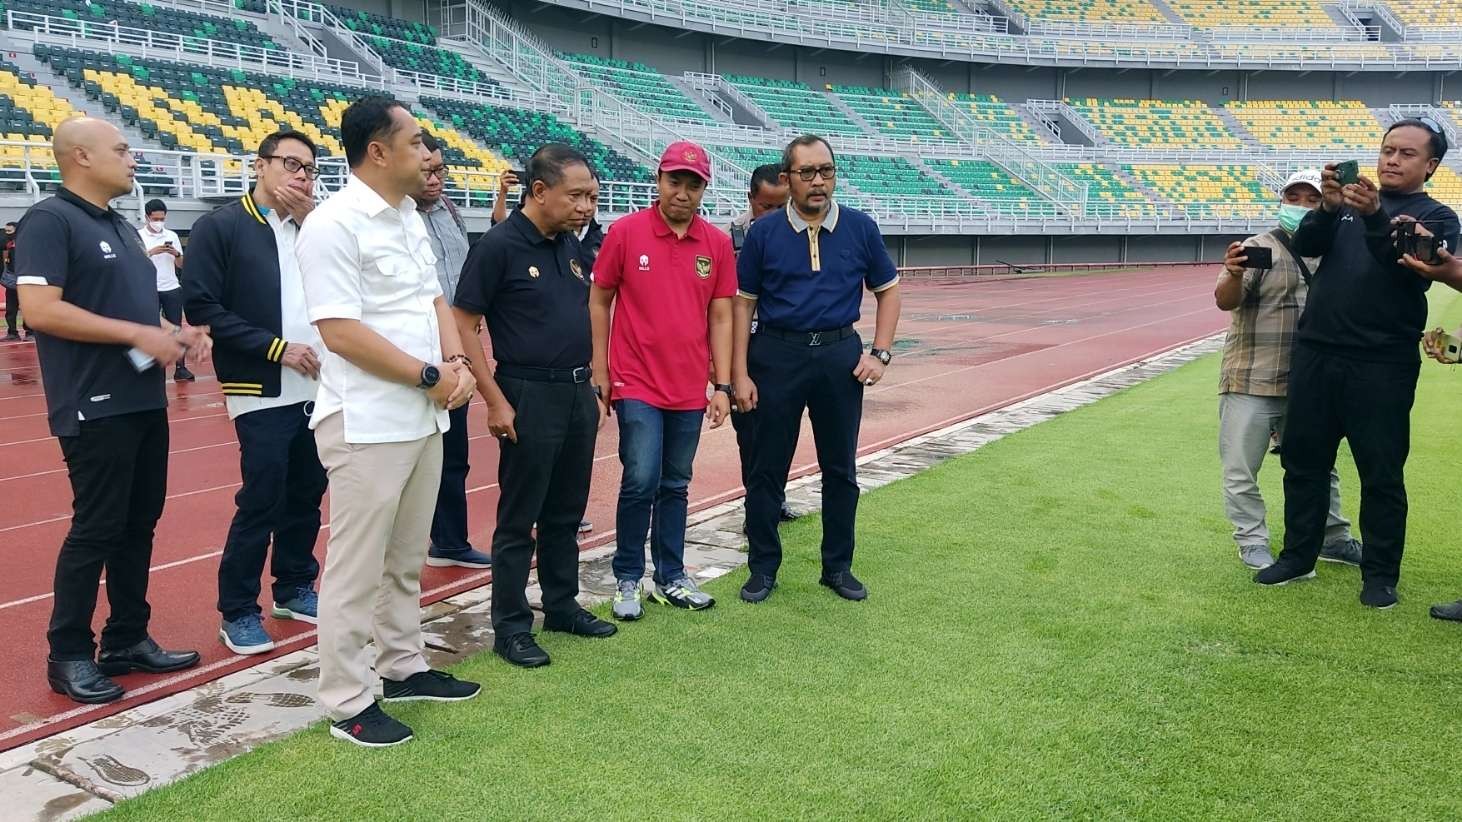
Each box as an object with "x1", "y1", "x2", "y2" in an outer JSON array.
[
  {"x1": 571, "y1": 366, "x2": 589, "y2": 383},
  {"x1": 808, "y1": 331, "x2": 822, "y2": 346}
]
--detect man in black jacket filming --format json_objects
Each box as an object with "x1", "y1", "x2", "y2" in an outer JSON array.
[
  {"x1": 185, "y1": 130, "x2": 327, "y2": 653},
  {"x1": 1255, "y1": 118, "x2": 1461, "y2": 608}
]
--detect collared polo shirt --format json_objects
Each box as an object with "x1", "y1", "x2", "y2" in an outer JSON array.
[
  {"x1": 15, "y1": 187, "x2": 166, "y2": 437},
  {"x1": 454, "y1": 208, "x2": 591, "y2": 370},
  {"x1": 297, "y1": 174, "x2": 448, "y2": 444},
  {"x1": 736, "y1": 200, "x2": 898, "y2": 332},
  {"x1": 593, "y1": 204, "x2": 736, "y2": 410},
  {"x1": 419, "y1": 197, "x2": 469, "y2": 305}
]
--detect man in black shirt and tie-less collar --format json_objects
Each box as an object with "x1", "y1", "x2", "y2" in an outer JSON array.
[
  {"x1": 453, "y1": 143, "x2": 617, "y2": 670},
  {"x1": 1255, "y1": 118, "x2": 1461, "y2": 608},
  {"x1": 16, "y1": 117, "x2": 210, "y2": 703}
]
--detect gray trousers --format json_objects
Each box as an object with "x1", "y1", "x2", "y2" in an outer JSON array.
[{"x1": 1219, "y1": 393, "x2": 1351, "y2": 549}]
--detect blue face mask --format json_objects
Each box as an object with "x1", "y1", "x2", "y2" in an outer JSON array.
[{"x1": 1277, "y1": 203, "x2": 1310, "y2": 233}]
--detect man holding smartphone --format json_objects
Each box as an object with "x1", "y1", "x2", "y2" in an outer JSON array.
[
  {"x1": 1255, "y1": 119, "x2": 1461, "y2": 608},
  {"x1": 1214, "y1": 169, "x2": 1361, "y2": 571}
]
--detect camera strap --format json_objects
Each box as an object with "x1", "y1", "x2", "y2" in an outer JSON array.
[{"x1": 1267, "y1": 228, "x2": 1313, "y2": 287}]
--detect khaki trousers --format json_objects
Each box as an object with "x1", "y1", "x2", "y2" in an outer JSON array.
[{"x1": 313, "y1": 412, "x2": 443, "y2": 721}]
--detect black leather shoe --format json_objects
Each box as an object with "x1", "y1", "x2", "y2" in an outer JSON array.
[
  {"x1": 543, "y1": 608, "x2": 617, "y2": 638},
  {"x1": 47, "y1": 658, "x2": 124, "y2": 704},
  {"x1": 740, "y1": 573, "x2": 776, "y2": 603},
  {"x1": 1430, "y1": 599, "x2": 1462, "y2": 621},
  {"x1": 494, "y1": 632, "x2": 550, "y2": 668},
  {"x1": 820, "y1": 571, "x2": 868, "y2": 601},
  {"x1": 97, "y1": 637, "x2": 201, "y2": 676}
]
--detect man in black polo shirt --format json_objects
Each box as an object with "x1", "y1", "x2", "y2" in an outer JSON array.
[
  {"x1": 1256, "y1": 118, "x2": 1461, "y2": 608},
  {"x1": 453, "y1": 143, "x2": 616, "y2": 669},
  {"x1": 734, "y1": 134, "x2": 902, "y2": 604},
  {"x1": 15, "y1": 117, "x2": 209, "y2": 703}
]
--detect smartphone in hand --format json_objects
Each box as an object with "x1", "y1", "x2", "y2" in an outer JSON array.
[{"x1": 1335, "y1": 160, "x2": 1360, "y2": 186}]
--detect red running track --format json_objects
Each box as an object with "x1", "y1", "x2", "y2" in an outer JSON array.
[{"x1": 0, "y1": 266, "x2": 1226, "y2": 751}]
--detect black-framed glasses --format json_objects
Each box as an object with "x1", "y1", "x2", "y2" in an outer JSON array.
[
  {"x1": 260, "y1": 154, "x2": 320, "y2": 179},
  {"x1": 425, "y1": 164, "x2": 450, "y2": 180},
  {"x1": 791, "y1": 164, "x2": 837, "y2": 182}
]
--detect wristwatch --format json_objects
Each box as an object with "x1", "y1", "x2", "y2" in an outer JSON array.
[
  {"x1": 870, "y1": 348, "x2": 893, "y2": 366},
  {"x1": 418, "y1": 364, "x2": 441, "y2": 390},
  {"x1": 714, "y1": 383, "x2": 734, "y2": 397}
]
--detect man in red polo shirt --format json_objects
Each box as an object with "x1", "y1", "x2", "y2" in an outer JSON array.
[{"x1": 590, "y1": 140, "x2": 736, "y2": 621}]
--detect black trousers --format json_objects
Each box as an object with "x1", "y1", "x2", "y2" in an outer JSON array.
[
  {"x1": 731, "y1": 406, "x2": 757, "y2": 490},
  {"x1": 430, "y1": 403, "x2": 472, "y2": 554},
  {"x1": 158, "y1": 288, "x2": 184, "y2": 327},
  {"x1": 1281, "y1": 344, "x2": 1419, "y2": 587},
  {"x1": 745, "y1": 332, "x2": 864, "y2": 579},
  {"x1": 49, "y1": 409, "x2": 169, "y2": 660},
  {"x1": 217, "y1": 402, "x2": 326, "y2": 621},
  {"x1": 5, "y1": 285, "x2": 19, "y2": 334},
  {"x1": 490, "y1": 378, "x2": 597, "y2": 637}
]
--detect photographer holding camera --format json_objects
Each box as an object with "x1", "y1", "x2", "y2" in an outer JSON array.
[
  {"x1": 1395, "y1": 230, "x2": 1462, "y2": 621},
  {"x1": 1215, "y1": 169, "x2": 1362, "y2": 572},
  {"x1": 1253, "y1": 119, "x2": 1460, "y2": 608}
]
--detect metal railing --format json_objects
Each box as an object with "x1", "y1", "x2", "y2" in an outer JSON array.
[
  {"x1": 510, "y1": 0, "x2": 1462, "y2": 71},
  {"x1": 8, "y1": 11, "x2": 390, "y2": 87},
  {"x1": 271, "y1": 0, "x2": 392, "y2": 77}
]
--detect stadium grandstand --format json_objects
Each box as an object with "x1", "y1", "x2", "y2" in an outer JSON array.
[{"x1": 0, "y1": 0, "x2": 1458, "y2": 265}]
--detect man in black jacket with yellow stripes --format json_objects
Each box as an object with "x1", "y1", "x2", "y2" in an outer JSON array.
[{"x1": 184, "y1": 130, "x2": 328, "y2": 655}]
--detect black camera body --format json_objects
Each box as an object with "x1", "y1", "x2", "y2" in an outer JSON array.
[{"x1": 1393, "y1": 220, "x2": 1448, "y2": 265}]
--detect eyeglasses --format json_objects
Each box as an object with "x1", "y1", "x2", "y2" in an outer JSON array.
[
  {"x1": 260, "y1": 154, "x2": 319, "y2": 180},
  {"x1": 425, "y1": 164, "x2": 450, "y2": 180},
  {"x1": 790, "y1": 164, "x2": 837, "y2": 182}
]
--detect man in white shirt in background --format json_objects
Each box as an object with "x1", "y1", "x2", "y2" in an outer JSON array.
[
  {"x1": 184, "y1": 130, "x2": 328, "y2": 657},
  {"x1": 298, "y1": 97, "x2": 478, "y2": 748},
  {"x1": 139, "y1": 198, "x2": 191, "y2": 381}
]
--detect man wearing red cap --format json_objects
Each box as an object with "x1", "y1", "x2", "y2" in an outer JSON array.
[{"x1": 590, "y1": 140, "x2": 736, "y2": 620}]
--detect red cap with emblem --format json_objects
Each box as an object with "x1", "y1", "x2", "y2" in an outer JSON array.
[{"x1": 658, "y1": 140, "x2": 711, "y2": 182}]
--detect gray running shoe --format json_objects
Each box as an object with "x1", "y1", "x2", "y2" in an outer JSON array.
[
  {"x1": 650, "y1": 576, "x2": 715, "y2": 611},
  {"x1": 611, "y1": 579, "x2": 643, "y2": 621},
  {"x1": 1239, "y1": 544, "x2": 1276, "y2": 570},
  {"x1": 1319, "y1": 538, "x2": 1362, "y2": 567}
]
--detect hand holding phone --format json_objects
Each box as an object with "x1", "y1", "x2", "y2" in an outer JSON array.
[{"x1": 1242, "y1": 245, "x2": 1273, "y2": 270}]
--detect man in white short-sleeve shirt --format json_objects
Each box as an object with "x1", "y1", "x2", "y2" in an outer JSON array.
[{"x1": 296, "y1": 96, "x2": 477, "y2": 748}]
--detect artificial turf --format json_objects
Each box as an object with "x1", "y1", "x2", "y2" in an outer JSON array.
[{"x1": 102, "y1": 288, "x2": 1462, "y2": 820}]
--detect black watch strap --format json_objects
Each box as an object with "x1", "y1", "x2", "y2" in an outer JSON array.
[
  {"x1": 714, "y1": 383, "x2": 734, "y2": 396},
  {"x1": 870, "y1": 348, "x2": 892, "y2": 365}
]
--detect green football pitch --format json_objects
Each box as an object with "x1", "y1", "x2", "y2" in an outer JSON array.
[{"x1": 103, "y1": 289, "x2": 1462, "y2": 821}]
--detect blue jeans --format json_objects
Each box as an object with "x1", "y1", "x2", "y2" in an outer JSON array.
[{"x1": 611, "y1": 399, "x2": 704, "y2": 585}]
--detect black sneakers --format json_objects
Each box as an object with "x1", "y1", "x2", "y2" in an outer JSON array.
[
  {"x1": 382, "y1": 669, "x2": 481, "y2": 703},
  {"x1": 495, "y1": 632, "x2": 550, "y2": 668},
  {"x1": 1253, "y1": 562, "x2": 1317, "y2": 586},
  {"x1": 740, "y1": 574, "x2": 776, "y2": 603},
  {"x1": 1430, "y1": 599, "x2": 1462, "y2": 621},
  {"x1": 820, "y1": 571, "x2": 868, "y2": 601},
  {"x1": 330, "y1": 703, "x2": 413, "y2": 748},
  {"x1": 1360, "y1": 585, "x2": 1398, "y2": 610}
]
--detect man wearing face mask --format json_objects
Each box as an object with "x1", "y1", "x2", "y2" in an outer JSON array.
[
  {"x1": 1214, "y1": 169, "x2": 1362, "y2": 572},
  {"x1": 139, "y1": 199, "x2": 191, "y2": 382},
  {"x1": 1255, "y1": 119, "x2": 1461, "y2": 608}
]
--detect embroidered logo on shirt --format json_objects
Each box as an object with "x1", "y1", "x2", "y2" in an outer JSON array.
[
  {"x1": 569, "y1": 258, "x2": 585, "y2": 280},
  {"x1": 99, "y1": 241, "x2": 116, "y2": 260},
  {"x1": 638, "y1": 254, "x2": 650, "y2": 271},
  {"x1": 528, "y1": 265, "x2": 540, "y2": 279},
  {"x1": 695, "y1": 256, "x2": 712, "y2": 279}
]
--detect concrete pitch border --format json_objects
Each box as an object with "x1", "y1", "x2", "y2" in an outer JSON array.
[{"x1": 0, "y1": 334, "x2": 1225, "y2": 820}]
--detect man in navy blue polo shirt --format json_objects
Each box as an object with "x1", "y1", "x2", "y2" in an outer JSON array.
[{"x1": 733, "y1": 134, "x2": 902, "y2": 604}]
